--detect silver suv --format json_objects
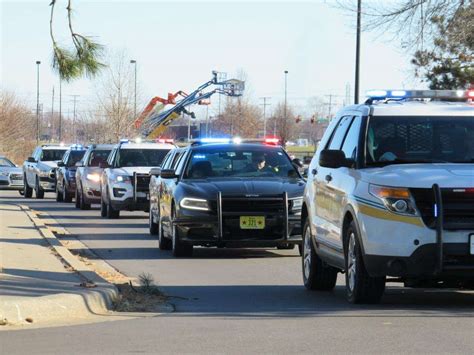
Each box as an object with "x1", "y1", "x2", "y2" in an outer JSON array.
[
  {"x1": 75, "y1": 144, "x2": 113, "y2": 209},
  {"x1": 301, "y1": 90, "x2": 474, "y2": 304},
  {"x1": 100, "y1": 141, "x2": 173, "y2": 218}
]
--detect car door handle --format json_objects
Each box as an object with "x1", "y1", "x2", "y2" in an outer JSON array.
[
  {"x1": 325, "y1": 174, "x2": 332, "y2": 182},
  {"x1": 311, "y1": 169, "x2": 317, "y2": 176}
]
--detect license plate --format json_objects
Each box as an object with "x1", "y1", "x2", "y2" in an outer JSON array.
[
  {"x1": 240, "y1": 216, "x2": 265, "y2": 229},
  {"x1": 470, "y1": 234, "x2": 474, "y2": 255}
]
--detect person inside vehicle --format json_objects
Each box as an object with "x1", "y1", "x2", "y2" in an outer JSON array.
[{"x1": 243, "y1": 153, "x2": 272, "y2": 173}]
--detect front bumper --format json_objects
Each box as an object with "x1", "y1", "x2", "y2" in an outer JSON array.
[
  {"x1": 110, "y1": 197, "x2": 149, "y2": 212},
  {"x1": 174, "y1": 193, "x2": 302, "y2": 247},
  {"x1": 0, "y1": 176, "x2": 24, "y2": 190},
  {"x1": 39, "y1": 176, "x2": 56, "y2": 191}
]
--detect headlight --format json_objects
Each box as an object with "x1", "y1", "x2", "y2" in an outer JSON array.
[
  {"x1": 290, "y1": 197, "x2": 303, "y2": 211},
  {"x1": 112, "y1": 175, "x2": 131, "y2": 183},
  {"x1": 86, "y1": 173, "x2": 101, "y2": 182},
  {"x1": 369, "y1": 184, "x2": 418, "y2": 216},
  {"x1": 180, "y1": 197, "x2": 210, "y2": 211},
  {"x1": 39, "y1": 169, "x2": 52, "y2": 177},
  {"x1": 0, "y1": 171, "x2": 8, "y2": 177}
]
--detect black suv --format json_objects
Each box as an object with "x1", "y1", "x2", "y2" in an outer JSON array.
[
  {"x1": 55, "y1": 145, "x2": 87, "y2": 202},
  {"x1": 148, "y1": 140, "x2": 305, "y2": 257}
]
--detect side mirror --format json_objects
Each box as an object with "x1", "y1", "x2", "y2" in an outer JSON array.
[
  {"x1": 292, "y1": 158, "x2": 304, "y2": 168},
  {"x1": 75, "y1": 161, "x2": 83, "y2": 167},
  {"x1": 57, "y1": 161, "x2": 65, "y2": 167},
  {"x1": 160, "y1": 169, "x2": 178, "y2": 179},
  {"x1": 319, "y1": 149, "x2": 353, "y2": 169},
  {"x1": 99, "y1": 161, "x2": 109, "y2": 169},
  {"x1": 27, "y1": 157, "x2": 36, "y2": 163},
  {"x1": 149, "y1": 167, "x2": 162, "y2": 176}
]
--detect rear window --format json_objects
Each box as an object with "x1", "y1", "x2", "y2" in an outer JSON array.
[
  {"x1": 117, "y1": 149, "x2": 170, "y2": 167},
  {"x1": 0, "y1": 157, "x2": 15, "y2": 167},
  {"x1": 67, "y1": 151, "x2": 86, "y2": 166}
]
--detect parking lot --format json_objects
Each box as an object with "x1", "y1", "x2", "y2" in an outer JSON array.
[{"x1": 1, "y1": 190, "x2": 473, "y2": 353}]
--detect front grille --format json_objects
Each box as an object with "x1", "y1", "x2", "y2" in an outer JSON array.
[
  {"x1": 133, "y1": 174, "x2": 151, "y2": 192},
  {"x1": 220, "y1": 195, "x2": 286, "y2": 241},
  {"x1": 411, "y1": 188, "x2": 474, "y2": 230},
  {"x1": 9, "y1": 174, "x2": 22, "y2": 180},
  {"x1": 39, "y1": 176, "x2": 55, "y2": 183},
  {"x1": 0, "y1": 181, "x2": 8, "y2": 186}
]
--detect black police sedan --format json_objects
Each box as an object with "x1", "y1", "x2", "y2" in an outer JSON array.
[{"x1": 148, "y1": 139, "x2": 305, "y2": 257}]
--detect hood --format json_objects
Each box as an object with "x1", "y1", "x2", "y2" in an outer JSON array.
[
  {"x1": 0, "y1": 166, "x2": 22, "y2": 174},
  {"x1": 113, "y1": 167, "x2": 154, "y2": 176},
  {"x1": 38, "y1": 161, "x2": 59, "y2": 170},
  {"x1": 361, "y1": 164, "x2": 474, "y2": 188},
  {"x1": 180, "y1": 177, "x2": 305, "y2": 199}
]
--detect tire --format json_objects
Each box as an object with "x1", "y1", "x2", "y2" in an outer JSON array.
[
  {"x1": 149, "y1": 206, "x2": 159, "y2": 235},
  {"x1": 106, "y1": 191, "x2": 120, "y2": 219},
  {"x1": 56, "y1": 183, "x2": 63, "y2": 202},
  {"x1": 78, "y1": 186, "x2": 91, "y2": 210},
  {"x1": 24, "y1": 175, "x2": 33, "y2": 198},
  {"x1": 158, "y1": 215, "x2": 172, "y2": 251},
  {"x1": 302, "y1": 218, "x2": 338, "y2": 291},
  {"x1": 277, "y1": 244, "x2": 295, "y2": 250},
  {"x1": 75, "y1": 189, "x2": 80, "y2": 208},
  {"x1": 345, "y1": 221, "x2": 385, "y2": 304},
  {"x1": 100, "y1": 196, "x2": 107, "y2": 217},
  {"x1": 171, "y1": 209, "x2": 192, "y2": 257},
  {"x1": 35, "y1": 177, "x2": 44, "y2": 199},
  {"x1": 63, "y1": 181, "x2": 72, "y2": 202}
]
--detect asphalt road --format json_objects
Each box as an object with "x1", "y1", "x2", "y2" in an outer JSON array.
[{"x1": 1, "y1": 190, "x2": 474, "y2": 354}]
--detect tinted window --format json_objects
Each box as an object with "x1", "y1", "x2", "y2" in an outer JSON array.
[
  {"x1": 184, "y1": 147, "x2": 299, "y2": 179},
  {"x1": 341, "y1": 117, "x2": 362, "y2": 160},
  {"x1": 160, "y1": 151, "x2": 174, "y2": 169},
  {"x1": 0, "y1": 157, "x2": 15, "y2": 167},
  {"x1": 41, "y1": 149, "x2": 67, "y2": 161},
  {"x1": 88, "y1": 150, "x2": 111, "y2": 167},
  {"x1": 327, "y1": 116, "x2": 354, "y2": 150},
  {"x1": 66, "y1": 151, "x2": 86, "y2": 166},
  {"x1": 117, "y1": 149, "x2": 170, "y2": 167},
  {"x1": 366, "y1": 116, "x2": 474, "y2": 165}
]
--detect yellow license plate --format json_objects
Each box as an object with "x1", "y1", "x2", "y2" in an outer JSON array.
[{"x1": 240, "y1": 216, "x2": 265, "y2": 229}]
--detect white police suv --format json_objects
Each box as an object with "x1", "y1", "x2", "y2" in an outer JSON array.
[
  {"x1": 100, "y1": 140, "x2": 174, "y2": 218},
  {"x1": 301, "y1": 90, "x2": 474, "y2": 303}
]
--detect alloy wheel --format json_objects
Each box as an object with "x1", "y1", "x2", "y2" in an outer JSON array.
[
  {"x1": 303, "y1": 226, "x2": 312, "y2": 281},
  {"x1": 347, "y1": 232, "x2": 357, "y2": 293}
]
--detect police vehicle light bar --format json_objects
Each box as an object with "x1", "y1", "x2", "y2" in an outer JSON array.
[{"x1": 366, "y1": 89, "x2": 474, "y2": 101}]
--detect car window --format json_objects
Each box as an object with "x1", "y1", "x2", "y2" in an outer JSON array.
[
  {"x1": 183, "y1": 147, "x2": 299, "y2": 179},
  {"x1": 88, "y1": 149, "x2": 111, "y2": 167},
  {"x1": 33, "y1": 148, "x2": 41, "y2": 161},
  {"x1": 366, "y1": 115, "x2": 474, "y2": 165},
  {"x1": 0, "y1": 157, "x2": 15, "y2": 167},
  {"x1": 174, "y1": 151, "x2": 188, "y2": 175},
  {"x1": 108, "y1": 148, "x2": 117, "y2": 166},
  {"x1": 117, "y1": 149, "x2": 170, "y2": 167},
  {"x1": 160, "y1": 151, "x2": 174, "y2": 169},
  {"x1": 41, "y1": 149, "x2": 67, "y2": 161},
  {"x1": 67, "y1": 151, "x2": 86, "y2": 167},
  {"x1": 341, "y1": 116, "x2": 362, "y2": 160},
  {"x1": 327, "y1": 116, "x2": 354, "y2": 150},
  {"x1": 171, "y1": 151, "x2": 184, "y2": 169}
]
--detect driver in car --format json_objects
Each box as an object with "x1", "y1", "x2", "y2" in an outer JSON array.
[{"x1": 244, "y1": 153, "x2": 272, "y2": 173}]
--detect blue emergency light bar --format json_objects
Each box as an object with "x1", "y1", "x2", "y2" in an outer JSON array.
[{"x1": 366, "y1": 89, "x2": 474, "y2": 102}]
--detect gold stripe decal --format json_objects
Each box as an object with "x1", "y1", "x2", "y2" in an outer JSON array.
[{"x1": 358, "y1": 204, "x2": 424, "y2": 227}]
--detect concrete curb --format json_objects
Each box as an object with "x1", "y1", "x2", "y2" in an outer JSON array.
[{"x1": 0, "y1": 205, "x2": 120, "y2": 327}]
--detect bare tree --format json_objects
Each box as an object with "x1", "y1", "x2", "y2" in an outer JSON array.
[
  {"x1": 0, "y1": 92, "x2": 37, "y2": 164},
  {"x1": 213, "y1": 97, "x2": 262, "y2": 138},
  {"x1": 270, "y1": 102, "x2": 296, "y2": 144},
  {"x1": 95, "y1": 52, "x2": 137, "y2": 142}
]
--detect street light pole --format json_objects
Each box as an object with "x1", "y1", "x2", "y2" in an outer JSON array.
[
  {"x1": 284, "y1": 70, "x2": 288, "y2": 123},
  {"x1": 36, "y1": 61, "x2": 41, "y2": 144},
  {"x1": 354, "y1": 0, "x2": 362, "y2": 104},
  {"x1": 130, "y1": 60, "x2": 137, "y2": 118}
]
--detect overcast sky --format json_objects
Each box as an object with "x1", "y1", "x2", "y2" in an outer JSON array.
[{"x1": 1, "y1": 0, "x2": 423, "y2": 118}]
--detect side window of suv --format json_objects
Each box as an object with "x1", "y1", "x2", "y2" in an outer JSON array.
[
  {"x1": 107, "y1": 148, "x2": 117, "y2": 166},
  {"x1": 160, "y1": 151, "x2": 173, "y2": 169},
  {"x1": 327, "y1": 116, "x2": 354, "y2": 150},
  {"x1": 34, "y1": 148, "x2": 42, "y2": 161},
  {"x1": 341, "y1": 116, "x2": 362, "y2": 160}
]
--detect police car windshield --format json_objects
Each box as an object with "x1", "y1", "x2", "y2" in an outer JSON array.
[
  {"x1": 366, "y1": 116, "x2": 474, "y2": 166},
  {"x1": 41, "y1": 149, "x2": 66, "y2": 161},
  {"x1": 0, "y1": 157, "x2": 15, "y2": 167},
  {"x1": 184, "y1": 147, "x2": 299, "y2": 179},
  {"x1": 67, "y1": 151, "x2": 86, "y2": 166},
  {"x1": 88, "y1": 150, "x2": 111, "y2": 167},
  {"x1": 118, "y1": 149, "x2": 169, "y2": 167}
]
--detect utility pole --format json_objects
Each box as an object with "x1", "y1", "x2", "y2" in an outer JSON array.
[
  {"x1": 187, "y1": 110, "x2": 191, "y2": 142},
  {"x1": 59, "y1": 79, "x2": 62, "y2": 141},
  {"x1": 260, "y1": 97, "x2": 271, "y2": 137},
  {"x1": 354, "y1": 0, "x2": 362, "y2": 104},
  {"x1": 130, "y1": 59, "x2": 137, "y2": 118},
  {"x1": 328, "y1": 94, "x2": 333, "y2": 118},
  {"x1": 51, "y1": 86, "x2": 55, "y2": 142},
  {"x1": 71, "y1": 95, "x2": 79, "y2": 142},
  {"x1": 36, "y1": 61, "x2": 41, "y2": 144}
]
